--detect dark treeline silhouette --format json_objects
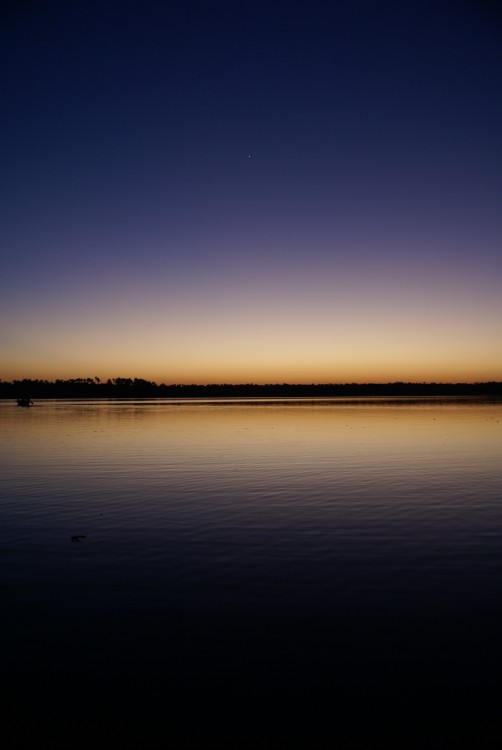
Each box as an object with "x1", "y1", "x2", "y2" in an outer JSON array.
[{"x1": 2, "y1": 378, "x2": 502, "y2": 399}]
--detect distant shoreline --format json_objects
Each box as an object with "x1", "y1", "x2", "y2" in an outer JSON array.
[{"x1": 2, "y1": 379, "x2": 502, "y2": 399}]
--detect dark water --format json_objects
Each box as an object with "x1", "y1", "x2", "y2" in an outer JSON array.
[{"x1": 2, "y1": 398, "x2": 502, "y2": 746}]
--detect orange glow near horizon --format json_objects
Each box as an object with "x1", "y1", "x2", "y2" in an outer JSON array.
[
  {"x1": 2, "y1": 266, "x2": 501, "y2": 384},
  {"x1": 4, "y1": 356, "x2": 496, "y2": 385}
]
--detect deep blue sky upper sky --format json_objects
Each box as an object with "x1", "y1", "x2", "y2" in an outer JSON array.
[{"x1": 2, "y1": 0, "x2": 501, "y2": 382}]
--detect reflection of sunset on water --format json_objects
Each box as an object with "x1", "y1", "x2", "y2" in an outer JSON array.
[
  {"x1": 4, "y1": 399, "x2": 501, "y2": 524},
  {"x1": 2, "y1": 397, "x2": 502, "y2": 744}
]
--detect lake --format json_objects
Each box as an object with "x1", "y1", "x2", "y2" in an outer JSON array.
[{"x1": 1, "y1": 398, "x2": 501, "y2": 747}]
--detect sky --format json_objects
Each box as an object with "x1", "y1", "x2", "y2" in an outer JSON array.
[{"x1": 1, "y1": 0, "x2": 501, "y2": 384}]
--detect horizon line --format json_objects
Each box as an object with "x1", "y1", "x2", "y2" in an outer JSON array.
[{"x1": 2, "y1": 378, "x2": 502, "y2": 387}]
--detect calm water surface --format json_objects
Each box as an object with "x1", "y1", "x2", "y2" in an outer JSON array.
[{"x1": 2, "y1": 398, "x2": 502, "y2": 744}]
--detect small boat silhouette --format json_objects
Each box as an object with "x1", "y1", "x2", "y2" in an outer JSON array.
[{"x1": 17, "y1": 398, "x2": 33, "y2": 407}]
